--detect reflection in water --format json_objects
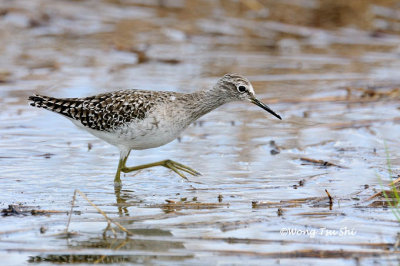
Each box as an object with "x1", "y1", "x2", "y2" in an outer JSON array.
[
  {"x1": 29, "y1": 254, "x2": 191, "y2": 264},
  {"x1": 114, "y1": 185, "x2": 130, "y2": 217},
  {"x1": 29, "y1": 229, "x2": 189, "y2": 264}
]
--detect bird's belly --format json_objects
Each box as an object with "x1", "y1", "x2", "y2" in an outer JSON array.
[
  {"x1": 127, "y1": 124, "x2": 183, "y2": 149},
  {"x1": 69, "y1": 107, "x2": 189, "y2": 151},
  {"x1": 112, "y1": 115, "x2": 186, "y2": 150},
  {"x1": 128, "y1": 130, "x2": 176, "y2": 149}
]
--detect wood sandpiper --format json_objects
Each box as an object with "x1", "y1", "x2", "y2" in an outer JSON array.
[{"x1": 29, "y1": 74, "x2": 281, "y2": 184}]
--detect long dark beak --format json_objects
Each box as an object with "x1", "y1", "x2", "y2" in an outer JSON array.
[{"x1": 250, "y1": 98, "x2": 282, "y2": 120}]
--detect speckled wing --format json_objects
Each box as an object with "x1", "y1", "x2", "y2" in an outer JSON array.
[{"x1": 28, "y1": 90, "x2": 168, "y2": 132}]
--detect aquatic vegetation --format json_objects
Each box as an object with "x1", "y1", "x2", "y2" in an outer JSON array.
[{"x1": 380, "y1": 143, "x2": 400, "y2": 222}]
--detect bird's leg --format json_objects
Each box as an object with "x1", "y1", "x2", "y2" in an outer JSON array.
[
  {"x1": 121, "y1": 159, "x2": 201, "y2": 180},
  {"x1": 114, "y1": 152, "x2": 130, "y2": 184},
  {"x1": 114, "y1": 158, "x2": 124, "y2": 184}
]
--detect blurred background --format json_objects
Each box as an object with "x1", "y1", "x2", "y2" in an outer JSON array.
[
  {"x1": 1, "y1": 0, "x2": 400, "y2": 264},
  {"x1": 1, "y1": 0, "x2": 400, "y2": 97}
]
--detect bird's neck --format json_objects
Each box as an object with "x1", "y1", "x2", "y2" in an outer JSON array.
[{"x1": 183, "y1": 87, "x2": 232, "y2": 122}]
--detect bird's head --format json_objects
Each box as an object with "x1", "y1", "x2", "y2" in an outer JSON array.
[{"x1": 215, "y1": 73, "x2": 282, "y2": 120}]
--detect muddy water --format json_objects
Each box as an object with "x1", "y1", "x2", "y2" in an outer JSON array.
[{"x1": 1, "y1": 0, "x2": 400, "y2": 264}]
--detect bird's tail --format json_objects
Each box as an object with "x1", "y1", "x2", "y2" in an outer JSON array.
[
  {"x1": 28, "y1": 94, "x2": 80, "y2": 119},
  {"x1": 29, "y1": 94, "x2": 60, "y2": 111}
]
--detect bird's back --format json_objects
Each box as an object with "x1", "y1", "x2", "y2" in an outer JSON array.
[{"x1": 28, "y1": 89, "x2": 175, "y2": 132}]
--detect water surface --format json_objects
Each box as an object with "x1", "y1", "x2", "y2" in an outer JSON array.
[{"x1": 1, "y1": 0, "x2": 400, "y2": 264}]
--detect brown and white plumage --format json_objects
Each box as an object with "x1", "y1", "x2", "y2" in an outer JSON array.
[
  {"x1": 29, "y1": 74, "x2": 281, "y2": 183},
  {"x1": 29, "y1": 90, "x2": 171, "y2": 132}
]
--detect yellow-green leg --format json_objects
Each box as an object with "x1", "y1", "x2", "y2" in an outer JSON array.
[
  {"x1": 114, "y1": 156, "x2": 127, "y2": 184},
  {"x1": 114, "y1": 152, "x2": 201, "y2": 183}
]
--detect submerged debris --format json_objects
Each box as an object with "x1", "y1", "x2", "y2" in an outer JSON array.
[
  {"x1": 252, "y1": 200, "x2": 300, "y2": 208},
  {"x1": 66, "y1": 190, "x2": 131, "y2": 237},
  {"x1": 367, "y1": 186, "x2": 400, "y2": 202},
  {"x1": 1, "y1": 204, "x2": 69, "y2": 216},
  {"x1": 0, "y1": 70, "x2": 12, "y2": 83},
  {"x1": 269, "y1": 140, "x2": 281, "y2": 155},
  {"x1": 300, "y1": 157, "x2": 347, "y2": 169},
  {"x1": 252, "y1": 191, "x2": 335, "y2": 209},
  {"x1": 325, "y1": 189, "x2": 333, "y2": 209},
  {"x1": 218, "y1": 194, "x2": 223, "y2": 202},
  {"x1": 359, "y1": 87, "x2": 400, "y2": 100},
  {"x1": 1, "y1": 204, "x2": 25, "y2": 216},
  {"x1": 150, "y1": 201, "x2": 229, "y2": 211},
  {"x1": 35, "y1": 153, "x2": 55, "y2": 159}
]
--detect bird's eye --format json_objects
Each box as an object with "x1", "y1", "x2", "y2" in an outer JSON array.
[{"x1": 238, "y1": 85, "x2": 247, "y2": 93}]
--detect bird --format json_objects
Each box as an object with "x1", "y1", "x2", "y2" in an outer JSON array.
[{"x1": 28, "y1": 74, "x2": 281, "y2": 184}]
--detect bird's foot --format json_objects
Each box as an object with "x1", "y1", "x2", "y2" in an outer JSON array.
[
  {"x1": 162, "y1": 159, "x2": 201, "y2": 180},
  {"x1": 118, "y1": 159, "x2": 201, "y2": 181}
]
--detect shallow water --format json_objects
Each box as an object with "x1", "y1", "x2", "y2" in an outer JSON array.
[{"x1": 1, "y1": 0, "x2": 400, "y2": 264}]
